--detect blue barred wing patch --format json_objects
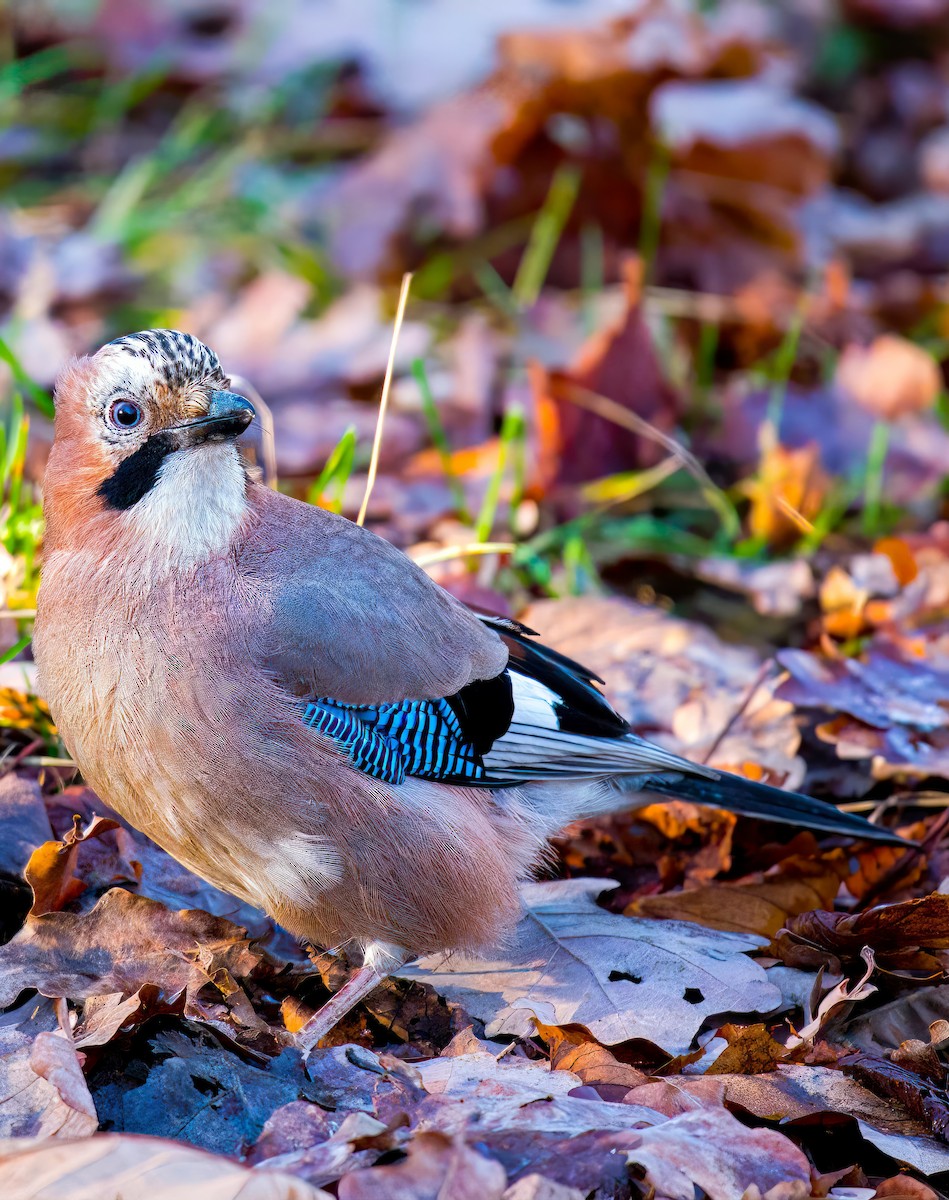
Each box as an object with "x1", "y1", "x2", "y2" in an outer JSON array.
[{"x1": 302, "y1": 696, "x2": 486, "y2": 785}]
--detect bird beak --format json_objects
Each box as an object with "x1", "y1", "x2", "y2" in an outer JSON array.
[{"x1": 173, "y1": 391, "x2": 256, "y2": 444}]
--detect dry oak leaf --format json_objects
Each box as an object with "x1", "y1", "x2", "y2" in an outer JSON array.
[
  {"x1": 0, "y1": 1133, "x2": 331, "y2": 1200},
  {"x1": 535, "y1": 1022, "x2": 648, "y2": 1101},
  {"x1": 628, "y1": 851, "x2": 850, "y2": 940},
  {"x1": 669, "y1": 1064, "x2": 949, "y2": 1176},
  {"x1": 0, "y1": 998, "x2": 97, "y2": 1141},
  {"x1": 0, "y1": 886, "x2": 265, "y2": 1010},
  {"x1": 873, "y1": 1176, "x2": 939, "y2": 1200},
  {"x1": 338, "y1": 1131, "x2": 507, "y2": 1200},
  {"x1": 776, "y1": 646, "x2": 949, "y2": 732},
  {"x1": 399, "y1": 878, "x2": 781, "y2": 1055},
  {"x1": 629, "y1": 1107, "x2": 811, "y2": 1200},
  {"x1": 532, "y1": 258, "x2": 680, "y2": 487},
  {"x1": 776, "y1": 893, "x2": 949, "y2": 974},
  {"x1": 25, "y1": 814, "x2": 120, "y2": 917},
  {"x1": 415, "y1": 1029, "x2": 580, "y2": 1105},
  {"x1": 836, "y1": 335, "x2": 941, "y2": 423}
]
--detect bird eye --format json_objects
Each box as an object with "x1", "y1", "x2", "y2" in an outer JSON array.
[{"x1": 108, "y1": 400, "x2": 143, "y2": 429}]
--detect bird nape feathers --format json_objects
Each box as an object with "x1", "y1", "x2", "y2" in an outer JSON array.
[{"x1": 34, "y1": 329, "x2": 908, "y2": 1048}]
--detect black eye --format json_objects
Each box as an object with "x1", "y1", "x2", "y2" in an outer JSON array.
[{"x1": 109, "y1": 400, "x2": 143, "y2": 429}]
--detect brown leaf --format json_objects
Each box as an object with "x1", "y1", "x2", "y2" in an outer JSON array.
[
  {"x1": 705, "y1": 1023, "x2": 785, "y2": 1075},
  {"x1": 629, "y1": 1107, "x2": 811, "y2": 1200},
  {"x1": 503, "y1": 1176, "x2": 585, "y2": 1200},
  {"x1": 873, "y1": 1176, "x2": 939, "y2": 1200},
  {"x1": 628, "y1": 852, "x2": 849, "y2": 939},
  {"x1": 533, "y1": 259, "x2": 680, "y2": 487},
  {"x1": 536, "y1": 1022, "x2": 648, "y2": 1100},
  {"x1": 777, "y1": 893, "x2": 949, "y2": 973},
  {"x1": 0, "y1": 887, "x2": 267, "y2": 1018},
  {"x1": 843, "y1": 1054, "x2": 949, "y2": 1144},
  {"x1": 744, "y1": 442, "x2": 829, "y2": 550},
  {"x1": 338, "y1": 1131, "x2": 507, "y2": 1200},
  {"x1": 836, "y1": 335, "x2": 941, "y2": 422},
  {"x1": 0, "y1": 1133, "x2": 332, "y2": 1199},
  {"x1": 710, "y1": 1063, "x2": 949, "y2": 1175},
  {"x1": 0, "y1": 998, "x2": 97, "y2": 1140},
  {"x1": 26, "y1": 814, "x2": 121, "y2": 917}
]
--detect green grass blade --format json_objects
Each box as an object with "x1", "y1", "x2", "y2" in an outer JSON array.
[
  {"x1": 307, "y1": 426, "x2": 358, "y2": 513},
  {"x1": 0, "y1": 634, "x2": 31, "y2": 668},
  {"x1": 512, "y1": 164, "x2": 582, "y2": 311},
  {"x1": 0, "y1": 336, "x2": 54, "y2": 417},
  {"x1": 475, "y1": 405, "x2": 524, "y2": 543},
  {"x1": 410, "y1": 358, "x2": 470, "y2": 521}
]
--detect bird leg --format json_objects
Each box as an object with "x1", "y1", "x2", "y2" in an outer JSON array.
[{"x1": 297, "y1": 942, "x2": 411, "y2": 1054}]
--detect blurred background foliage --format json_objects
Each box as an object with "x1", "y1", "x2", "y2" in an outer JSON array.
[{"x1": 3, "y1": 0, "x2": 949, "y2": 726}]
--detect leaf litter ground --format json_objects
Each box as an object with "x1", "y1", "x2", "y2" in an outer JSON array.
[{"x1": 6, "y1": 1, "x2": 949, "y2": 1197}]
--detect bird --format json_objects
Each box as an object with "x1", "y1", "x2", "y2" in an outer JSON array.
[{"x1": 34, "y1": 329, "x2": 906, "y2": 1046}]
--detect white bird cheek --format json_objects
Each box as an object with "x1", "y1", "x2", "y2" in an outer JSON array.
[{"x1": 125, "y1": 443, "x2": 248, "y2": 573}]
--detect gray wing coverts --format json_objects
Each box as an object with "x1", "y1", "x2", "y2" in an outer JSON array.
[{"x1": 253, "y1": 497, "x2": 508, "y2": 705}]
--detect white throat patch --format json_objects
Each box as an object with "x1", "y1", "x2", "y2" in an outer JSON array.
[{"x1": 125, "y1": 443, "x2": 248, "y2": 571}]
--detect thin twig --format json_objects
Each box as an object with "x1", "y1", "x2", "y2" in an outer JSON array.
[
  {"x1": 700, "y1": 658, "x2": 775, "y2": 766},
  {"x1": 0, "y1": 736, "x2": 42, "y2": 778},
  {"x1": 357, "y1": 272, "x2": 413, "y2": 527},
  {"x1": 559, "y1": 382, "x2": 739, "y2": 538},
  {"x1": 772, "y1": 495, "x2": 815, "y2": 535}
]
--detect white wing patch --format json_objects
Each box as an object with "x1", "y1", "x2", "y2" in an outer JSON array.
[{"x1": 482, "y1": 670, "x2": 719, "y2": 784}]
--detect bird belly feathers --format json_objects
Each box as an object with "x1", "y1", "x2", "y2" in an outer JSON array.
[{"x1": 34, "y1": 546, "x2": 542, "y2": 955}]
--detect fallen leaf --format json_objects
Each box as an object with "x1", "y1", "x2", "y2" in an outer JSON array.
[
  {"x1": 843, "y1": 1054, "x2": 949, "y2": 1145},
  {"x1": 25, "y1": 814, "x2": 121, "y2": 917},
  {"x1": 502, "y1": 1176, "x2": 585, "y2": 1200},
  {"x1": 0, "y1": 773, "x2": 52, "y2": 883},
  {"x1": 776, "y1": 893, "x2": 949, "y2": 974},
  {"x1": 533, "y1": 259, "x2": 680, "y2": 487},
  {"x1": 836, "y1": 335, "x2": 941, "y2": 422},
  {"x1": 0, "y1": 998, "x2": 97, "y2": 1140},
  {"x1": 744, "y1": 442, "x2": 829, "y2": 549},
  {"x1": 873, "y1": 1176, "x2": 939, "y2": 1200},
  {"x1": 90, "y1": 1025, "x2": 322, "y2": 1158},
  {"x1": 399, "y1": 878, "x2": 781, "y2": 1054},
  {"x1": 0, "y1": 1132, "x2": 332, "y2": 1199},
  {"x1": 777, "y1": 645, "x2": 949, "y2": 732},
  {"x1": 414, "y1": 1035, "x2": 580, "y2": 1105},
  {"x1": 629, "y1": 1106, "x2": 811, "y2": 1200},
  {"x1": 338, "y1": 1131, "x2": 507, "y2": 1200},
  {"x1": 683, "y1": 1063, "x2": 949, "y2": 1175},
  {"x1": 252, "y1": 1110, "x2": 404, "y2": 1191},
  {"x1": 628, "y1": 852, "x2": 849, "y2": 939},
  {"x1": 535, "y1": 1022, "x2": 648, "y2": 1100},
  {"x1": 704, "y1": 1023, "x2": 785, "y2": 1075},
  {"x1": 0, "y1": 887, "x2": 269, "y2": 1020}
]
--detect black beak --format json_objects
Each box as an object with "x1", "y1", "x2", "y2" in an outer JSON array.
[{"x1": 173, "y1": 391, "x2": 255, "y2": 443}]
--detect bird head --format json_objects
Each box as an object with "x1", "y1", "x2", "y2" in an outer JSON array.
[{"x1": 45, "y1": 330, "x2": 256, "y2": 556}]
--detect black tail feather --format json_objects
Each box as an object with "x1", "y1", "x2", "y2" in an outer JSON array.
[{"x1": 646, "y1": 771, "x2": 911, "y2": 846}]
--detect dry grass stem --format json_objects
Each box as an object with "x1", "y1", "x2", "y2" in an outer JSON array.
[{"x1": 357, "y1": 272, "x2": 414, "y2": 527}]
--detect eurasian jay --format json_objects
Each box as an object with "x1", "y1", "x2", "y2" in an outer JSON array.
[{"x1": 34, "y1": 330, "x2": 902, "y2": 1044}]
